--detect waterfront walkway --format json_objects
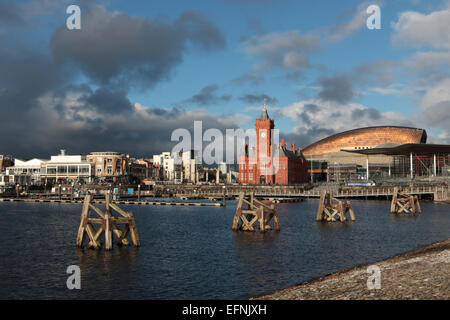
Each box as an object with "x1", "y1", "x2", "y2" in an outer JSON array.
[{"x1": 253, "y1": 239, "x2": 450, "y2": 300}]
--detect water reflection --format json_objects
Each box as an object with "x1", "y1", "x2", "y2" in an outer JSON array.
[{"x1": 232, "y1": 230, "x2": 280, "y2": 243}]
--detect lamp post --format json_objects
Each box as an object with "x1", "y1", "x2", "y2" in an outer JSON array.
[
  {"x1": 222, "y1": 185, "x2": 226, "y2": 207},
  {"x1": 16, "y1": 183, "x2": 19, "y2": 199},
  {"x1": 138, "y1": 184, "x2": 141, "y2": 202},
  {"x1": 59, "y1": 184, "x2": 62, "y2": 200}
]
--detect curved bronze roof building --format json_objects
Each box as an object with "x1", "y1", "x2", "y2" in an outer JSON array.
[{"x1": 303, "y1": 126, "x2": 427, "y2": 159}]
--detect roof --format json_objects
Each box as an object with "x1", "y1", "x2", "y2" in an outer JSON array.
[
  {"x1": 342, "y1": 143, "x2": 450, "y2": 156},
  {"x1": 278, "y1": 146, "x2": 305, "y2": 160},
  {"x1": 304, "y1": 126, "x2": 427, "y2": 150}
]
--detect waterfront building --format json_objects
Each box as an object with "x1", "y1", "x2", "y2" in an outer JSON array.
[
  {"x1": 344, "y1": 143, "x2": 450, "y2": 181},
  {"x1": 0, "y1": 155, "x2": 13, "y2": 172},
  {"x1": 40, "y1": 149, "x2": 93, "y2": 184},
  {"x1": 6, "y1": 158, "x2": 47, "y2": 185},
  {"x1": 181, "y1": 150, "x2": 202, "y2": 183},
  {"x1": 239, "y1": 106, "x2": 308, "y2": 185},
  {"x1": 86, "y1": 151, "x2": 129, "y2": 183},
  {"x1": 152, "y1": 152, "x2": 182, "y2": 182},
  {"x1": 128, "y1": 159, "x2": 148, "y2": 183},
  {"x1": 302, "y1": 126, "x2": 427, "y2": 182}
]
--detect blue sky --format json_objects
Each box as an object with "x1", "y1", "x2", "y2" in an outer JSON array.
[{"x1": 0, "y1": 0, "x2": 449, "y2": 157}]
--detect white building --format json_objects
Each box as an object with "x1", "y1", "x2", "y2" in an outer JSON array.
[
  {"x1": 6, "y1": 158, "x2": 47, "y2": 185},
  {"x1": 181, "y1": 150, "x2": 202, "y2": 183},
  {"x1": 153, "y1": 152, "x2": 182, "y2": 182},
  {"x1": 152, "y1": 150, "x2": 202, "y2": 183},
  {"x1": 40, "y1": 149, "x2": 93, "y2": 183}
]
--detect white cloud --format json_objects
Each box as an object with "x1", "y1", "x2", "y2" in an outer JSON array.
[
  {"x1": 242, "y1": 30, "x2": 320, "y2": 72},
  {"x1": 392, "y1": 7, "x2": 450, "y2": 49},
  {"x1": 420, "y1": 77, "x2": 450, "y2": 109}
]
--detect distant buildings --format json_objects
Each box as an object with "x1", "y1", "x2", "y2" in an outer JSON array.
[
  {"x1": 0, "y1": 149, "x2": 162, "y2": 187},
  {"x1": 152, "y1": 150, "x2": 202, "y2": 184},
  {"x1": 239, "y1": 106, "x2": 308, "y2": 185}
]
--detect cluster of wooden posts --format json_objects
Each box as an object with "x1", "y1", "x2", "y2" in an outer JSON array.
[
  {"x1": 316, "y1": 190, "x2": 355, "y2": 222},
  {"x1": 390, "y1": 187, "x2": 421, "y2": 215},
  {"x1": 232, "y1": 192, "x2": 280, "y2": 232},
  {"x1": 75, "y1": 186, "x2": 423, "y2": 245},
  {"x1": 76, "y1": 194, "x2": 140, "y2": 250},
  {"x1": 232, "y1": 187, "x2": 422, "y2": 232}
]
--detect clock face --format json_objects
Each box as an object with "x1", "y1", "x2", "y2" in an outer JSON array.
[{"x1": 260, "y1": 131, "x2": 266, "y2": 138}]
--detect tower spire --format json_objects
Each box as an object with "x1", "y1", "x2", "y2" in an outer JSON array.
[{"x1": 260, "y1": 97, "x2": 269, "y2": 120}]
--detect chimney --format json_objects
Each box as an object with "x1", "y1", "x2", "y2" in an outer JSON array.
[
  {"x1": 281, "y1": 139, "x2": 286, "y2": 148},
  {"x1": 292, "y1": 143, "x2": 295, "y2": 152},
  {"x1": 60, "y1": 149, "x2": 66, "y2": 156}
]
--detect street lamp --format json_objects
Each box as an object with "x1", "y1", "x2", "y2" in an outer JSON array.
[{"x1": 222, "y1": 185, "x2": 226, "y2": 207}]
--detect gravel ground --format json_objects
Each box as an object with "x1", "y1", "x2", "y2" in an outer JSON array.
[{"x1": 253, "y1": 239, "x2": 450, "y2": 300}]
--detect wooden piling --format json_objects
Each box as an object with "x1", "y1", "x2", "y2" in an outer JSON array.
[
  {"x1": 76, "y1": 194, "x2": 140, "y2": 250},
  {"x1": 390, "y1": 187, "x2": 421, "y2": 215},
  {"x1": 316, "y1": 190, "x2": 355, "y2": 222},
  {"x1": 232, "y1": 191, "x2": 280, "y2": 232}
]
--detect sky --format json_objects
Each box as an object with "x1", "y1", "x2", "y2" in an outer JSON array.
[{"x1": 0, "y1": 0, "x2": 449, "y2": 159}]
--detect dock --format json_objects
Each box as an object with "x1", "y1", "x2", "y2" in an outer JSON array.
[{"x1": 0, "y1": 198, "x2": 222, "y2": 207}]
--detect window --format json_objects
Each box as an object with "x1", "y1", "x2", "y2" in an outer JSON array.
[
  {"x1": 107, "y1": 166, "x2": 113, "y2": 175},
  {"x1": 107, "y1": 158, "x2": 113, "y2": 163},
  {"x1": 57, "y1": 166, "x2": 67, "y2": 174},
  {"x1": 97, "y1": 157, "x2": 103, "y2": 163},
  {"x1": 47, "y1": 166, "x2": 56, "y2": 174},
  {"x1": 79, "y1": 166, "x2": 89, "y2": 174},
  {"x1": 68, "y1": 166, "x2": 78, "y2": 174},
  {"x1": 96, "y1": 165, "x2": 102, "y2": 174}
]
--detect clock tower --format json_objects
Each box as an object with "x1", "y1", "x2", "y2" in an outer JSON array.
[{"x1": 255, "y1": 101, "x2": 274, "y2": 184}]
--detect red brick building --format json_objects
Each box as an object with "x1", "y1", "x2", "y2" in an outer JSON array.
[{"x1": 238, "y1": 107, "x2": 308, "y2": 185}]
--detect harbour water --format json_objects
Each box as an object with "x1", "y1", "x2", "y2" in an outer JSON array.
[{"x1": 0, "y1": 200, "x2": 449, "y2": 299}]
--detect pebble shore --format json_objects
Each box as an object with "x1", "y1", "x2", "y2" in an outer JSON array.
[{"x1": 253, "y1": 239, "x2": 450, "y2": 300}]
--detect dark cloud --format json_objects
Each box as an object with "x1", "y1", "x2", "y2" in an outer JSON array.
[
  {"x1": 304, "y1": 103, "x2": 319, "y2": 113},
  {"x1": 421, "y1": 100, "x2": 450, "y2": 128},
  {"x1": 184, "y1": 85, "x2": 231, "y2": 106},
  {"x1": 352, "y1": 60, "x2": 399, "y2": 86},
  {"x1": 317, "y1": 75, "x2": 353, "y2": 104},
  {"x1": 296, "y1": 104, "x2": 320, "y2": 126},
  {"x1": 351, "y1": 108, "x2": 382, "y2": 120},
  {"x1": 0, "y1": 3, "x2": 232, "y2": 158},
  {"x1": 239, "y1": 94, "x2": 277, "y2": 105},
  {"x1": 0, "y1": 0, "x2": 25, "y2": 30},
  {"x1": 80, "y1": 87, "x2": 134, "y2": 114},
  {"x1": 0, "y1": 82, "x2": 244, "y2": 158},
  {"x1": 51, "y1": 6, "x2": 225, "y2": 88}
]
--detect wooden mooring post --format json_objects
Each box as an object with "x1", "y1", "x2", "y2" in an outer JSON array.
[
  {"x1": 390, "y1": 187, "x2": 421, "y2": 215},
  {"x1": 316, "y1": 190, "x2": 355, "y2": 222},
  {"x1": 76, "y1": 194, "x2": 140, "y2": 250},
  {"x1": 232, "y1": 191, "x2": 280, "y2": 232}
]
